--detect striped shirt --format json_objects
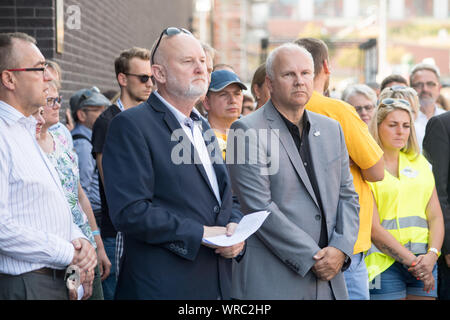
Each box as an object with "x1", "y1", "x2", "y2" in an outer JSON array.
[{"x1": 0, "y1": 100, "x2": 86, "y2": 275}]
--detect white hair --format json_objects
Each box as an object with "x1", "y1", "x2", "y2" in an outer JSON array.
[
  {"x1": 342, "y1": 83, "x2": 378, "y2": 106},
  {"x1": 265, "y1": 43, "x2": 314, "y2": 80}
]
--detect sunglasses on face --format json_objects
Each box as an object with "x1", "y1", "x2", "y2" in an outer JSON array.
[
  {"x1": 379, "y1": 98, "x2": 411, "y2": 108},
  {"x1": 151, "y1": 27, "x2": 192, "y2": 65},
  {"x1": 46, "y1": 96, "x2": 62, "y2": 108},
  {"x1": 124, "y1": 73, "x2": 152, "y2": 83}
]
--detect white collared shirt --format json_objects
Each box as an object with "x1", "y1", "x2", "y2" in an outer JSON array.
[
  {"x1": 415, "y1": 105, "x2": 446, "y2": 152},
  {"x1": 154, "y1": 91, "x2": 222, "y2": 205},
  {"x1": 0, "y1": 100, "x2": 85, "y2": 275}
]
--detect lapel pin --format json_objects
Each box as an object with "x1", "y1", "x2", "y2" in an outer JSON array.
[{"x1": 313, "y1": 130, "x2": 320, "y2": 137}]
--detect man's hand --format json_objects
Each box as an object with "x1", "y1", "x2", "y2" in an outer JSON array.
[
  {"x1": 445, "y1": 254, "x2": 450, "y2": 268},
  {"x1": 80, "y1": 268, "x2": 95, "y2": 300},
  {"x1": 312, "y1": 247, "x2": 346, "y2": 281},
  {"x1": 97, "y1": 246, "x2": 112, "y2": 281},
  {"x1": 202, "y1": 223, "x2": 245, "y2": 259},
  {"x1": 71, "y1": 238, "x2": 97, "y2": 273}
]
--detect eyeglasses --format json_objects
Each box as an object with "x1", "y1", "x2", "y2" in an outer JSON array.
[
  {"x1": 379, "y1": 98, "x2": 411, "y2": 108},
  {"x1": 124, "y1": 73, "x2": 152, "y2": 83},
  {"x1": 46, "y1": 96, "x2": 62, "y2": 108},
  {"x1": 6, "y1": 63, "x2": 49, "y2": 76},
  {"x1": 151, "y1": 27, "x2": 192, "y2": 65},
  {"x1": 411, "y1": 81, "x2": 438, "y2": 90},
  {"x1": 354, "y1": 105, "x2": 374, "y2": 113}
]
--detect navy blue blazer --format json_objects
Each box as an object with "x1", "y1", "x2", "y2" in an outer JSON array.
[{"x1": 102, "y1": 93, "x2": 242, "y2": 299}]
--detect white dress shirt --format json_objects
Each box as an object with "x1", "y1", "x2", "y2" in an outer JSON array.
[
  {"x1": 0, "y1": 101, "x2": 85, "y2": 275},
  {"x1": 415, "y1": 106, "x2": 446, "y2": 152},
  {"x1": 154, "y1": 91, "x2": 222, "y2": 205}
]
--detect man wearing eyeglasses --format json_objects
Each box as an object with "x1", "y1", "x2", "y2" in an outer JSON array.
[
  {"x1": 102, "y1": 28, "x2": 244, "y2": 299},
  {"x1": 410, "y1": 63, "x2": 444, "y2": 150},
  {"x1": 91, "y1": 47, "x2": 152, "y2": 300},
  {"x1": 0, "y1": 32, "x2": 97, "y2": 299}
]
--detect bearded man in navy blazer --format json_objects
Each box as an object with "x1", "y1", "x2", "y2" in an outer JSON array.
[{"x1": 102, "y1": 28, "x2": 245, "y2": 300}]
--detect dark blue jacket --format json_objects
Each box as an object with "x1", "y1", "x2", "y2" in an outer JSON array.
[{"x1": 102, "y1": 93, "x2": 242, "y2": 299}]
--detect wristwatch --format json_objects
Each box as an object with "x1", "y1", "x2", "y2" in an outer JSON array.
[{"x1": 428, "y1": 247, "x2": 440, "y2": 257}]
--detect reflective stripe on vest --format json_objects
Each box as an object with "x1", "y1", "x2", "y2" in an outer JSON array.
[{"x1": 380, "y1": 216, "x2": 428, "y2": 230}]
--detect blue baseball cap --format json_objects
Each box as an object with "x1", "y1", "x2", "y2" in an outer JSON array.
[{"x1": 208, "y1": 70, "x2": 247, "y2": 92}]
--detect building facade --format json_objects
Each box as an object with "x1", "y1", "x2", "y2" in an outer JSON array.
[{"x1": 0, "y1": 0, "x2": 194, "y2": 111}]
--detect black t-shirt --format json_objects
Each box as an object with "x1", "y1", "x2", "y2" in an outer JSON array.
[{"x1": 91, "y1": 104, "x2": 121, "y2": 238}]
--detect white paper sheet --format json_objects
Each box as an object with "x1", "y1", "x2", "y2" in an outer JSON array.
[
  {"x1": 202, "y1": 211, "x2": 270, "y2": 247},
  {"x1": 77, "y1": 285, "x2": 84, "y2": 300}
]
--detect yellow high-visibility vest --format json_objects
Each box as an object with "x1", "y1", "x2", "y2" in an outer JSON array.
[{"x1": 365, "y1": 152, "x2": 434, "y2": 281}]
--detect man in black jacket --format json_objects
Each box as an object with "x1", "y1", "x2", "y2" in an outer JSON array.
[
  {"x1": 91, "y1": 47, "x2": 153, "y2": 300},
  {"x1": 423, "y1": 110, "x2": 450, "y2": 300}
]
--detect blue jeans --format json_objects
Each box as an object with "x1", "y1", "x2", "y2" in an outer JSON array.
[
  {"x1": 343, "y1": 253, "x2": 370, "y2": 300},
  {"x1": 101, "y1": 237, "x2": 117, "y2": 300},
  {"x1": 369, "y1": 261, "x2": 438, "y2": 300}
]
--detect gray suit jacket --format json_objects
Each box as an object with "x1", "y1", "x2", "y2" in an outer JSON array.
[{"x1": 226, "y1": 101, "x2": 360, "y2": 300}]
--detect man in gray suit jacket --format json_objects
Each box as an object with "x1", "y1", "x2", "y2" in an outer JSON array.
[{"x1": 226, "y1": 43, "x2": 360, "y2": 300}]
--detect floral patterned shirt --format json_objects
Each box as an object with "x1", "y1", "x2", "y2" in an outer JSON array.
[{"x1": 46, "y1": 128, "x2": 96, "y2": 248}]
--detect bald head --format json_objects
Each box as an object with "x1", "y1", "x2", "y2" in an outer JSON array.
[
  {"x1": 266, "y1": 43, "x2": 314, "y2": 81},
  {"x1": 265, "y1": 43, "x2": 315, "y2": 111},
  {"x1": 151, "y1": 32, "x2": 208, "y2": 105}
]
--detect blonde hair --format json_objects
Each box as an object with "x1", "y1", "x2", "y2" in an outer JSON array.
[
  {"x1": 46, "y1": 60, "x2": 62, "y2": 90},
  {"x1": 369, "y1": 98, "x2": 420, "y2": 160}
]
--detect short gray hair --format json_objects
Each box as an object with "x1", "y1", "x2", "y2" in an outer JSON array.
[
  {"x1": 266, "y1": 43, "x2": 314, "y2": 80},
  {"x1": 410, "y1": 63, "x2": 441, "y2": 84},
  {"x1": 0, "y1": 32, "x2": 36, "y2": 73},
  {"x1": 342, "y1": 84, "x2": 377, "y2": 106}
]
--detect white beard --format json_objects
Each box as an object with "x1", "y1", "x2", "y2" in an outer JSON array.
[{"x1": 166, "y1": 73, "x2": 208, "y2": 100}]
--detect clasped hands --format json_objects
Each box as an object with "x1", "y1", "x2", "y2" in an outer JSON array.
[
  {"x1": 312, "y1": 247, "x2": 346, "y2": 281},
  {"x1": 407, "y1": 252, "x2": 438, "y2": 293},
  {"x1": 68, "y1": 238, "x2": 97, "y2": 300},
  {"x1": 202, "y1": 223, "x2": 245, "y2": 259}
]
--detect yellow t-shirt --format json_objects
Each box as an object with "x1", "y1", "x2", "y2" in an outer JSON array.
[
  {"x1": 214, "y1": 130, "x2": 227, "y2": 160},
  {"x1": 366, "y1": 152, "x2": 433, "y2": 280},
  {"x1": 306, "y1": 91, "x2": 384, "y2": 253}
]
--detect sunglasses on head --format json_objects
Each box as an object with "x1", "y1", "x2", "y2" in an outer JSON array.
[
  {"x1": 151, "y1": 27, "x2": 192, "y2": 65},
  {"x1": 387, "y1": 85, "x2": 417, "y2": 94},
  {"x1": 379, "y1": 98, "x2": 411, "y2": 107},
  {"x1": 124, "y1": 73, "x2": 152, "y2": 83}
]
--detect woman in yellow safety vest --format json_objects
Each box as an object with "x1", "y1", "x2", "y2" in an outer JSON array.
[{"x1": 366, "y1": 97, "x2": 444, "y2": 300}]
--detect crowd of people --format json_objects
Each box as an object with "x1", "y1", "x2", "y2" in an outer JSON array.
[{"x1": 0, "y1": 29, "x2": 449, "y2": 301}]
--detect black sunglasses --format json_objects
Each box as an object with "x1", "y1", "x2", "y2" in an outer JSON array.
[
  {"x1": 124, "y1": 73, "x2": 152, "y2": 83},
  {"x1": 151, "y1": 27, "x2": 192, "y2": 65},
  {"x1": 380, "y1": 98, "x2": 411, "y2": 107},
  {"x1": 388, "y1": 85, "x2": 417, "y2": 94}
]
